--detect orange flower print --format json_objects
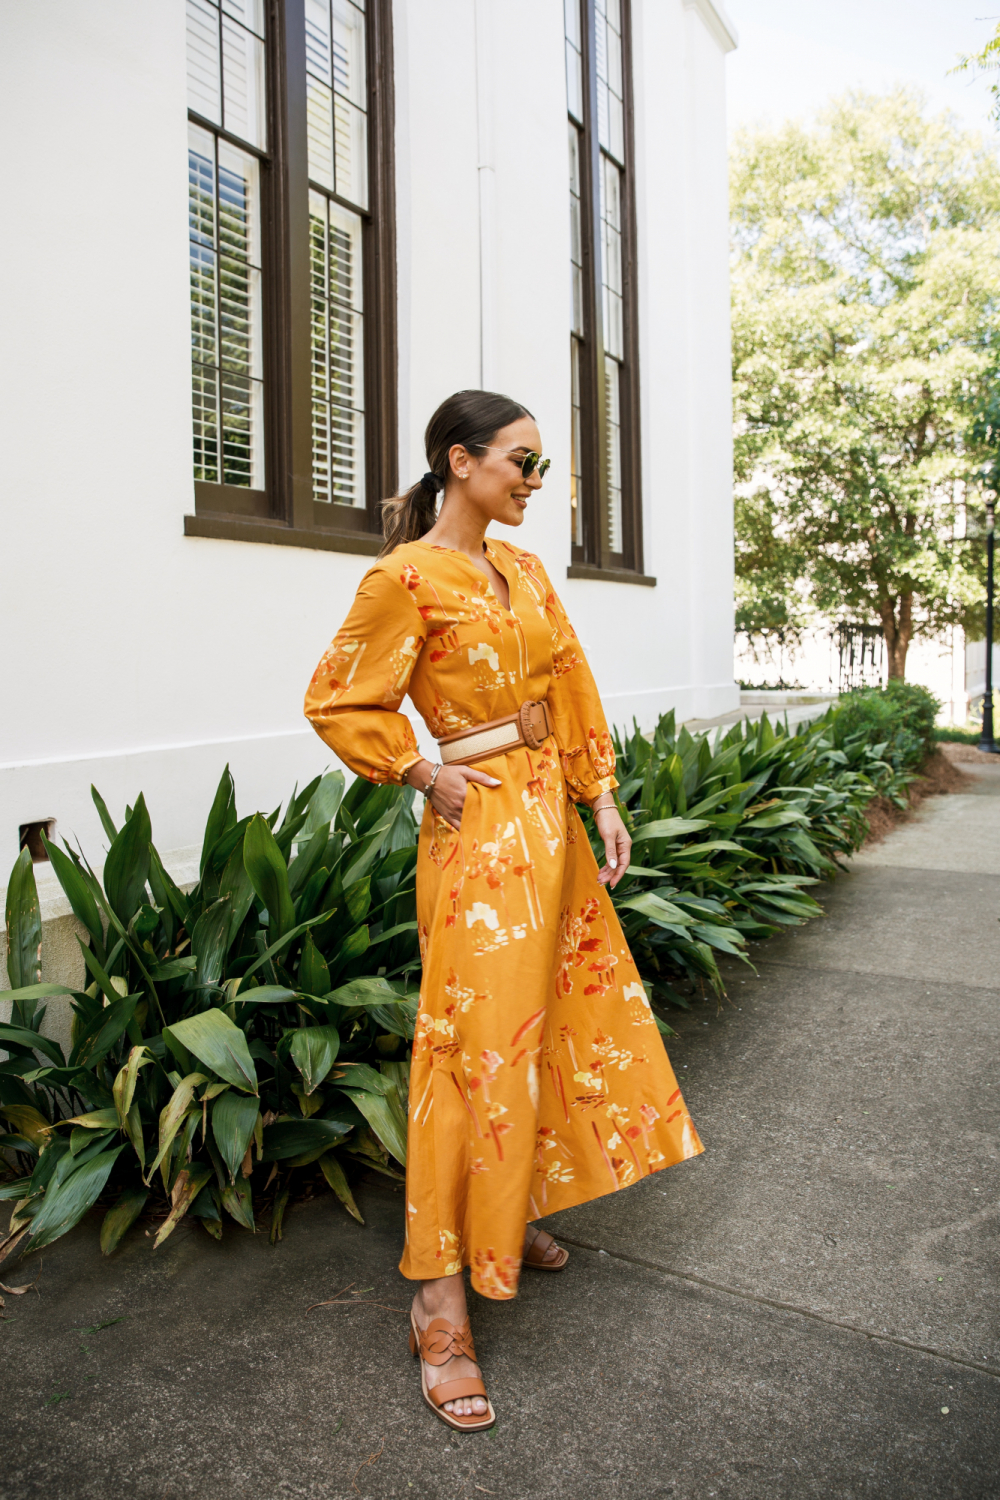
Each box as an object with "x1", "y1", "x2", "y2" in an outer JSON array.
[
  {"x1": 436, "y1": 1228, "x2": 462, "y2": 1277},
  {"x1": 479, "y1": 1049, "x2": 504, "y2": 1085},
  {"x1": 472, "y1": 1247, "x2": 521, "y2": 1299}
]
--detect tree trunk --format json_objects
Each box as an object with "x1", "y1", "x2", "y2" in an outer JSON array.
[{"x1": 879, "y1": 592, "x2": 913, "y2": 680}]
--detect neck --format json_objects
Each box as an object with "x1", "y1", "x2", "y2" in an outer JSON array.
[{"x1": 423, "y1": 487, "x2": 488, "y2": 560}]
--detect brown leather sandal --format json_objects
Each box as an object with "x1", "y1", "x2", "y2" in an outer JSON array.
[
  {"x1": 522, "y1": 1226, "x2": 569, "y2": 1272},
  {"x1": 408, "y1": 1312, "x2": 496, "y2": 1432}
]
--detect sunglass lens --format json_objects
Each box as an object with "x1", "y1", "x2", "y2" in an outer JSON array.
[
  {"x1": 521, "y1": 453, "x2": 538, "y2": 478},
  {"x1": 538, "y1": 458, "x2": 551, "y2": 478}
]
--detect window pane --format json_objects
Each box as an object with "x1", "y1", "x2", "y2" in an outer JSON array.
[
  {"x1": 221, "y1": 371, "x2": 264, "y2": 487},
  {"x1": 333, "y1": 0, "x2": 367, "y2": 109},
  {"x1": 305, "y1": 0, "x2": 332, "y2": 84},
  {"x1": 605, "y1": 355, "x2": 622, "y2": 553},
  {"x1": 222, "y1": 16, "x2": 267, "y2": 149},
  {"x1": 192, "y1": 366, "x2": 219, "y2": 483},
  {"x1": 564, "y1": 0, "x2": 581, "y2": 50},
  {"x1": 569, "y1": 124, "x2": 584, "y2": 337},
  {"x1": 566, "y1": 40, "x2": 583, "y2": 121},
  {"x1": 600, "y1": 155, "x2": 623, "y2": 359},
  {"x1": 597, "y1": 79, "x2": 610, "y2": 154},
  {"x1": 187, "y1": 0, "x2": 221, "y2": 122},
  {"x1": 595, "y1": 6, "x2": 607, "y2": 84},
  {"x1": 222, "y1": 0, "x2": 265, "y2": 39},
  {"x1": 607, "y1": 92, "x2": 624, "y2": 164},
  {"x1": 219, "y1": 140, "x2": 261, "y2": 270},
  {"x1": 189, "y1": 123, "x2": 263, "y2": 489},
  {"x1": 605, "y1": 17, "x2": 622, "y2": 97},
  {"x1": 310, "y1": 197, "x2": 366, "y2": 506},
  {"x1": 598, "y1": 0, "x2": 624, "y2": 161},
  {"x1": 331, "y1": 404, "x2": 366, "y2": 506},
  {"x1": 306, "y1": 1, "x2": 368, "y2": 207},
  {"x1": 571, "y1": 337, "x2": 583, "y2": 548},
  {"x1": 334, "y1": 95, "x2": 368, "y2": 209},
  {"x1": 307, "y1": 77, "x2": 335, "y2": 190}
]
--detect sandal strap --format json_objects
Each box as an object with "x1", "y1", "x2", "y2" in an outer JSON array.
[
  {"x1": 524, "y1": 1228, "x2": 557, "y2": 1264},
  {"x1": 416, "y1": 1316, "x2": 478, "y2": 1366},
  {"x1": 428, "y1": 1377, "x2": 488, "y2": 1409}
]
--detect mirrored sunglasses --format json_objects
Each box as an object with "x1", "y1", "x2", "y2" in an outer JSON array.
[{"x1": 483, "y1": 446, "x2": 551, "y2": 480}]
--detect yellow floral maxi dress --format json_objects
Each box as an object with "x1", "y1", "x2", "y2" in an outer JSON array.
[{"x1": 304, "y1": 538, "x2": 703, "y2": 1299}]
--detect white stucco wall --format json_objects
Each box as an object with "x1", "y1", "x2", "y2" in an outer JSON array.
[{"x1": 0, "y1": 0, "x2": 737, "y2": 889}]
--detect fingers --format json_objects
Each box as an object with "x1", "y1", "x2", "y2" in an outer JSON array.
[
  {"x1": 461, "y1": 766, "x2": 502, "y2": 787},
  {"x1": 593, "y1": 812, "x2": 631, "y2": 889}
]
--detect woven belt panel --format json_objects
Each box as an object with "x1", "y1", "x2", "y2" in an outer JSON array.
[{"x1": 439, "y1": 720, "x2": 522, "y2": 764}]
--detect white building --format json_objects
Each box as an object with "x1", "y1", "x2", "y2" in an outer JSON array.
[{"x1": 0, "y1": 0, "x2": 737, "y2": 898}]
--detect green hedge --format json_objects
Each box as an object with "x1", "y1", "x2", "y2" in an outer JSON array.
[{"x1": 0, "y1": 687, "x2": 934, "y2": 1257}]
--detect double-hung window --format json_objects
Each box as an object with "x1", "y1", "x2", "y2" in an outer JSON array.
[
  {"x1": 565, "y1": 0, "x2": 647, "y2": 581},
  {"x1": 185, "y1": 0, "x2": 396, "y2": 553}
]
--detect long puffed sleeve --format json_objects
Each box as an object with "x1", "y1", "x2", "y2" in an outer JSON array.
[
  {"x1": 541, "y1": 574, "x2": 619, "y2": 805},
  {"x1": 304, "y1": 564, "x2": 427, "y2": 785}
]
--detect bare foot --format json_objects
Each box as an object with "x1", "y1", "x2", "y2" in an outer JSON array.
[
  {"x1": 523, "y1": 1222, "x2": 565, "y2": 1266},
  {"x1": 412, "y1": 1274, "x2": 489, "y2": 1420}
]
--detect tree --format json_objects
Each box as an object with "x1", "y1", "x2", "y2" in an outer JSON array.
[
  {"x1": 953, "y1": 25, "x2": 1000, "y2": 129},
  {"x1": 731, "y1": 91, "x2": 1000, "y2": 679}
]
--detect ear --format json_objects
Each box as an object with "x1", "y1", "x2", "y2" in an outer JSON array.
[{"x1": 447, "y1": 442, "x2": 473, "y2": 480}]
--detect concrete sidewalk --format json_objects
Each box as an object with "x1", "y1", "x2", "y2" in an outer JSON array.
[{"x1": 2, "y1": 773, "x2": 998, "y2": 1499}]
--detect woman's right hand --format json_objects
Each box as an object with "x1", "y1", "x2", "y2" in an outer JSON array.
[{"x1": 405, "y1": 760, "x2": 501, "y2": 831}]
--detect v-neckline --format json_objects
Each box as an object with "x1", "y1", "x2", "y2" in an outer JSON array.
[{"x1": 412, "y1": 537, "x2": 515, "y2": 617}]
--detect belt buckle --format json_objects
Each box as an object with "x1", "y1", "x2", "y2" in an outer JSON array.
[{"x1": 519, "y1": 700, "x2": 550, "y2": 751}]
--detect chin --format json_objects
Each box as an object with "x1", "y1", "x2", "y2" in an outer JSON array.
[{"x1": 499, "y1": 505, "x2": 527, "y2": 527}]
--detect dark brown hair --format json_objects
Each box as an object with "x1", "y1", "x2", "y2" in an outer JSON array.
[{"x1": 379, "y1": 389, "x2": 533, "y2": 556}]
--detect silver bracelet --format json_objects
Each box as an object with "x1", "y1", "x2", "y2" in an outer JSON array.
[
  {"x1": 423, "y1": 763, "x2": 443, "y2": 797},
  {"x1": 591, "y1": 795, "x2": 616, "y2": 815}
]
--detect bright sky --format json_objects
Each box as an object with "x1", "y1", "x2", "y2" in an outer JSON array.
[{"x1": 725, "y1": 0, "x2": 1000, "y2": 139}]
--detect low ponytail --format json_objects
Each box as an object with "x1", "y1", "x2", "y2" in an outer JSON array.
[
  {"x1": 379, "y1": 472, "x2": 443, "y2": 557},
  {"x1": 379, "y1": 389, "x2": 532, "y2": 557}
]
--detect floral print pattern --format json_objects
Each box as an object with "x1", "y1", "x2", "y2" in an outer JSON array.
[{"x1": 305, "y1": 539, "x2": 702, "y2": 1299}]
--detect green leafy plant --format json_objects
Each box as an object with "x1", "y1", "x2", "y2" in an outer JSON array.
[
  {"x1": 588, "y1": 693, "x2": 930, "y2": 1021},
  {"x1": 1, "y1": 769, "x2": 419, "y2": 1259},
  {"x1": 832, "y1": 682, "x2": 940, "y2": 782},
  {"x1": 0, "y1": 687, "x2": 938, "y2": 1261}
]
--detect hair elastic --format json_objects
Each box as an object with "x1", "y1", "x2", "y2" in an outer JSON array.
[{"x1": 419, "y1": 472, "x2": 444, "y2": 495}]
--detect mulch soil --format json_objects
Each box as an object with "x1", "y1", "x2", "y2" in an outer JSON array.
[{"x1": 860, "y1": 745, "x2": 973, "y2": 849}]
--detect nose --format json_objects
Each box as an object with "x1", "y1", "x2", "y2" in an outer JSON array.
[{"x1": 525, "y1": 466, "x2": 544, "y2": 490}]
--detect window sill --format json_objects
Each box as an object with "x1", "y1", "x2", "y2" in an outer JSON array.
[
  {"x1": 566, "y1": 564, "x2": 657, "y2": 587},
  {"x1": 184, "y1": 513, "x2": 383, "y2": 556}
]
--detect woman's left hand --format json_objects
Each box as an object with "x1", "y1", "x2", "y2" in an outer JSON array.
[{"x1": 593, "y1": 805, "x2": 631, "y2": 890}]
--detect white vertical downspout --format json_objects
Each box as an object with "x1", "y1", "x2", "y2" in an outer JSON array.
[{"x1": 475, "y1": 0, "x2": 496, "y2": 390}]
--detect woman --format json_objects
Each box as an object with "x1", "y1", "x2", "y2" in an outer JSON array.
[{"x1": 304, "y1": 390, "x2": 702, "y2": 1432}]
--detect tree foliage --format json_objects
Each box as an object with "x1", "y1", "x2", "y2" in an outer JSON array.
[
  {"x1": 731, "y1": 91, "x2": 1000, "y2": 678},
  {"x1": 953, "y1": 24, "x2": 1000, "y2": 130}
]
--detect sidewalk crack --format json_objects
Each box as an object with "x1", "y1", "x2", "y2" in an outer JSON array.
[{"x1": 555, "y1": 1234, "x2": 1000, "y2": 1379}]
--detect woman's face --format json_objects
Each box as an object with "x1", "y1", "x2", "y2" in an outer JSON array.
[{"x1": 448, "y1": 415, "x2": 545, "y2": 528}]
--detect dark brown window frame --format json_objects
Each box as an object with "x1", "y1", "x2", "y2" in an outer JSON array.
[
  {"x1": 185, "y1": 0, "x2": 396, "y2": 558},
  {"x1": 567, "y1": 0, "x2": 652, "y2": 585}
]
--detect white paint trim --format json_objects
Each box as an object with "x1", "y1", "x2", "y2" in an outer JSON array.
[
  {"x1": 682, "y1": 0, "x2": 738, "y2": 53},
  {"x1": 0, "y1": 726, "x2": 312, "y2": 775},
  {"x1": 475, "y1": 0, "x2": 496, "y2": 387}
]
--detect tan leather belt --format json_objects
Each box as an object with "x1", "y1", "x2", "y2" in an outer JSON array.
[{"x1": 437, "y1": 700, "x2": 553, "y2": 766}]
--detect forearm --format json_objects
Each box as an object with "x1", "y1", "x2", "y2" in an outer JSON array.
[{"x1": 405, "y1": 758, "x2": 437, "y2": 794}]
